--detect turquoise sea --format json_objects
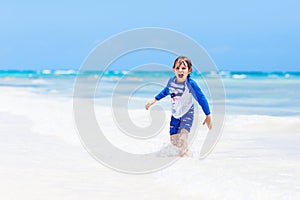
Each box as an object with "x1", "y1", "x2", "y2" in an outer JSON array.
[{"x1": 0, "y1": 70, "x2": 299, "y2": 116}]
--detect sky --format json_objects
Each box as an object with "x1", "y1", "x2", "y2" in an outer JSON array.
[{"x1": 0, "y1": 0, "x2": 299, "y2": 71}]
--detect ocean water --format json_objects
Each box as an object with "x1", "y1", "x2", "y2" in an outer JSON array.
[
  {"x1": 1, "y1": 70, "x2": 299, "y2": 116},
  {"x1": 1, "y1": 70, "x2": 300, "y2": 199}
]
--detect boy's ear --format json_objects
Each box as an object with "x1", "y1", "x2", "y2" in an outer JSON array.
[{"x1": 188, "y1": 68, "x2": 192, "y2": 73}]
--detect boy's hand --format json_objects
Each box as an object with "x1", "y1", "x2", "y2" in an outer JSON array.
[
  {"x1": 145, "y1": 99, "x2": 157, "y2": 110},
  {"x1": 202, "y1": 114, "x2": 212, "y2": 130}
]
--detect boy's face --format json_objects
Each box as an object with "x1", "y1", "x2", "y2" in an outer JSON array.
[{"x1": 173, "y1": 62, "x2": 191, "y2": 82}]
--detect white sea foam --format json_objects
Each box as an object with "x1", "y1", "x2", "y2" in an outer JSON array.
[
  {"x1": 54, "y1": 69, "x2": 77, "y2": 75},
  {"x1": 232, "y1": 74, "x2": 247, "y2": 79},
  {"x1": 0, "y1": 87, "x2": 79, "y2": 146},
  {"x1": 0, "y1": 86, "x2": 299, "y2": 199},
  {"x1": 31, "y1": 79, "x2": 49, "y2": 84},
  {"x1": 41, "y1": 69, "x2": 52, "y2": 74}
]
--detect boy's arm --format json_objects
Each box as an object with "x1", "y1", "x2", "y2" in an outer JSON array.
[
  {"x1": 154, "y1": 77, "x2": 173, "y2": 101},
  {"x1": 189, "y1": 79, "x2": 211, "y2": 115},
  {"x1": 203, "y1": 114, "x2": 212, "y2": 130},
  {"x1": 189, "y1": 79, "x2": 212, "y2": 129},
  {"x1": 154, "y1": 86, "x2": 169, "y2": 101},
  {"x1": 145, "y1": 86, "x2": 169, "y2": 110},
  {"x1": 146, "y1": 77, "x2": 172, "y2": 110},
  {"x1": 145, "y1": 98, "x2": 157, "y2": 110}
]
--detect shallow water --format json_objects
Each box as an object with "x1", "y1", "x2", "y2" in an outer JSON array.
[{"x1": 0, "y1": 70, "x2": 299, "y2": 199}]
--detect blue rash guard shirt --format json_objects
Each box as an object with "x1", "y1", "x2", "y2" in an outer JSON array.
[{"x1": 155, "y1": 76, "x2": 211, "y2": 118}]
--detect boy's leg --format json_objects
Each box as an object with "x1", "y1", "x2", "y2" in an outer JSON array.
[
  {"x1": 169, "y1": 129, "x2": 189, "y2": 156},
  {"x1": 170, "y1": 116, "x2": 180, "y2": 147},
  {"x1": 178, "y1": 128, "x2": 189, "y2": 157},
  {"x1": 170, "y1": 134, "x2": 179, "y2": 146}
]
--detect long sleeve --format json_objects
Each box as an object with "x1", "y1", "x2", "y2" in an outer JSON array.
[
  {"x1": 188, "y1": 78, "x2": 211, "y2": 115},
  {"x1": 155, "y1": 86, "x2": 170, "y2": 100},
  {"x1": 154, "y1": 77, "x2": 173, "y2": 100}
]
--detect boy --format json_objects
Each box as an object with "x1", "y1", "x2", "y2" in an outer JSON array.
[{"x1": 145, "y1": 56, "x2": 212, "y2": 157}]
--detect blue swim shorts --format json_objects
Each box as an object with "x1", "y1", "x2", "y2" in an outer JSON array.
[{"x1": 169, "y1": 105, "x2": 194, "y2": 135}]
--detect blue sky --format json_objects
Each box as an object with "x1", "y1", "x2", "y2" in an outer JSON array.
[{"x1": 0, "y1": 0, "x2": 299, "y2": 71}]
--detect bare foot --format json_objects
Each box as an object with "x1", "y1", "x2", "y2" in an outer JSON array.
[{"x1": 180, "y1": 150, "x2": 189, "y2": 157}]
